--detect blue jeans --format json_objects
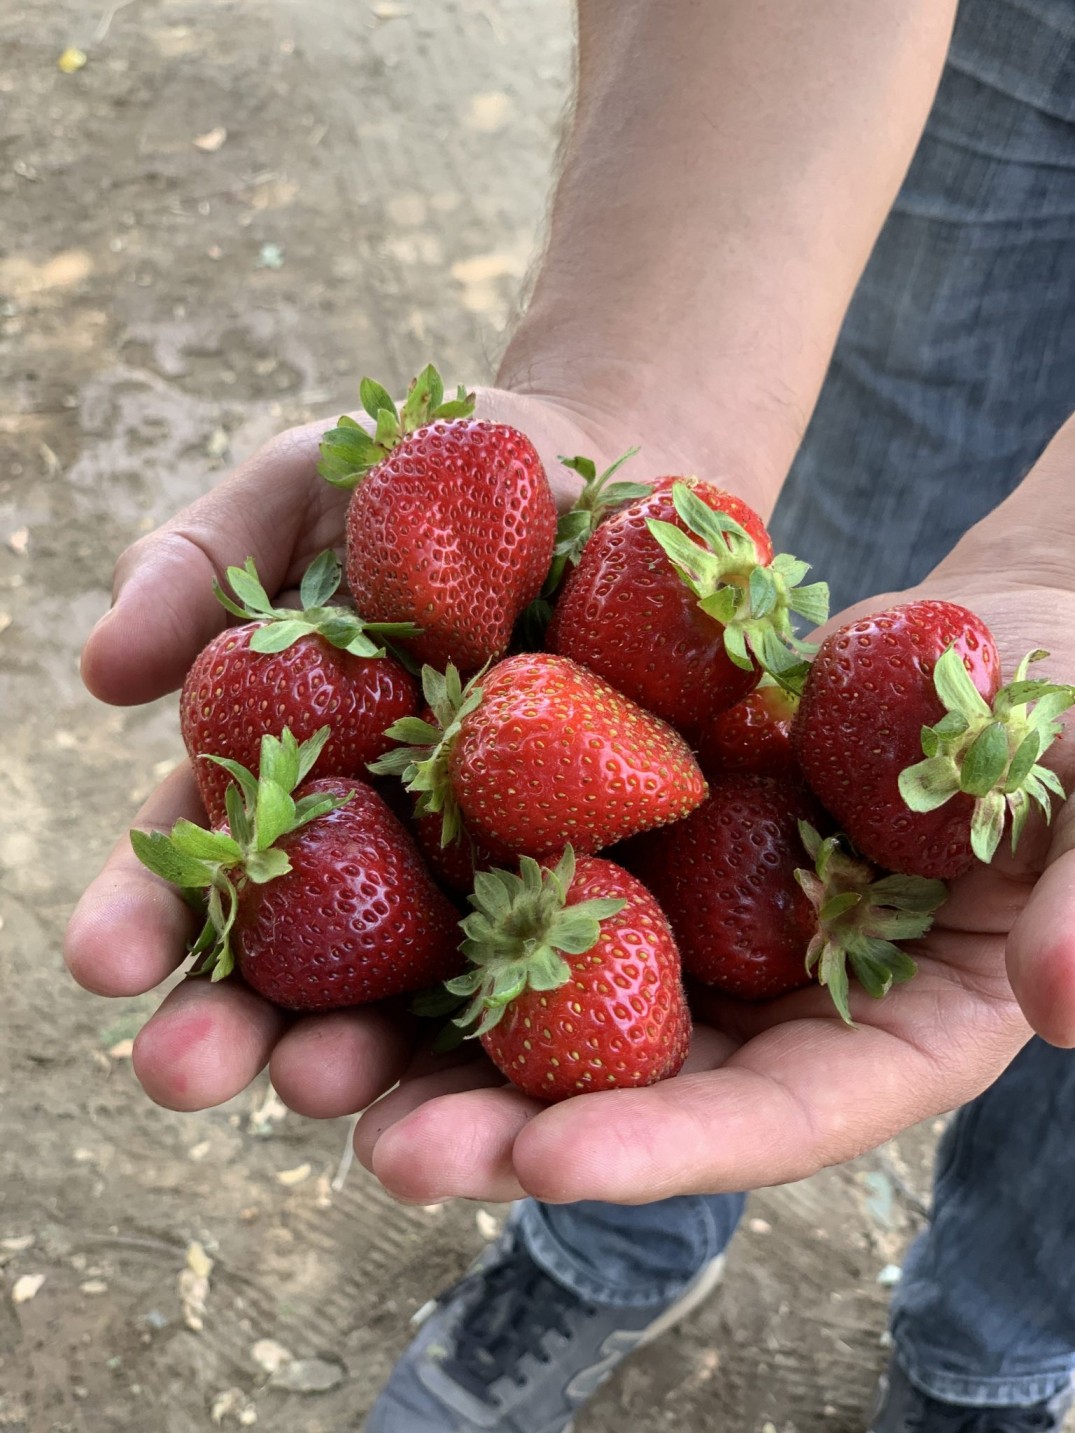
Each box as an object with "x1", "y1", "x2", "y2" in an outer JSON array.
[{"x1": 518, "y1": 0, "x2": 1075, "y2": 1407}]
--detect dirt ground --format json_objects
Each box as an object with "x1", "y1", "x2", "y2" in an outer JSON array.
[{"x1": 0, "y1": 3, "x2": 980, "y2": 1431}]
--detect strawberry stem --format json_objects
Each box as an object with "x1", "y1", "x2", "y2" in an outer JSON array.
[
  {"x1": 130, "y1": 728, "x2": 354, "y2": 979},
  {"x1": 368, "y1": 663, "x2": 485, "y2": 846},
  {"x1": 214, "y1": 551, "x2": 422, "y2": 659},
  {"x1": 898, "y1": 647, "x2": 1075, "y2": 864},
  {"x1": 317, "y1": 363, "x2": 475, "y2": 489},
  {"x1": 444, "y1": 848, "x2": 626, "y2": 1038},
  {"x1": 646, "y1": 482, "x2": 828, "y2": 693},
  {"x1": 794, "y1": 822, "x2": 947, "y2": 1025}
]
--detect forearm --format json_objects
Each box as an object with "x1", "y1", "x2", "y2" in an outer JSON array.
[{"x1": 499, "y1": 0, "x2": 957, "y2": 517}]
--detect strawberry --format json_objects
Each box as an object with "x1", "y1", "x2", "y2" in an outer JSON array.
[
  {"x1": 696, "y1": 677, "x2": 800, "y2": 782},
  {"x1": 794, "y1": 601, "x2": 1075, "y2": 879},
  {"x1": 372, "y1": 656, "x2": 708, "y2": 860},
  {"x1": 622, "y1": 774, "x2": 946, "y2": 1020},
  {"x1": 181, "y1": 552, "x2": 419, "y2": 826},
  {"x1": 546, "y1": 477, "x2": 827, "y2": 736},
  {"x1": 131, "y1": 729, "x2": 462, "y2": 1010},
  {"x1": 447, "y1": 848, "x2": 690, "y2": 1102},
  {"x1": 319, "y1": 365, "x2": 558, "y2": 673},
  {"x1": 414, "y1": 808, "x2": 516, "y2": 895}
]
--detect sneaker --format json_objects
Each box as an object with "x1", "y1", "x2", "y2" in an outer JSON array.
[
  {"x1": 868, "y1": 1355, "x2": 1075, "y2": 1432},
  {"x1": 362, "y1": 1221, "x2": 726, "y2": 1432}
]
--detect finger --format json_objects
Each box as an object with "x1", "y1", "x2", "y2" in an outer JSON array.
[
  {"x1": 64, "y1": 763, "x2": 205, "y2": 996},
  {"x1": 370, "y1": 1085, "x2": 540, "y2": 1205},
  {"x1": 355, "y1": 1052, "x2": 539, "y2": 1203},
  {"x1": 512, "y1": 978, "x2": 1027, "y2": 1203},
  {"x1": 269, "y1": 1007, "x2": 418, "y2": 1119},
  {"x1": 131, "y1": 977, "x2": 287, "y2": 1112},
  {"x1": 81, "y1": 421, "x2": 349, "y2": 706},
  {"x1": 1007, "y1": 806, "x2": 1075, "y2": 1047}
]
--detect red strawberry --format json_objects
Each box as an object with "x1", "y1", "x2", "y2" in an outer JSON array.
[
  {"x1": 794, "y1": 600, "x2": 1075, "y2": 879},
  {"x1": 131, "y1": 729, "x2": 462, "y2": 1011},
  {"x1": 415, "y1": 809, "x2": 515, "y2": 895},
  {"x1": 546, "y1": 477, "x2": 827, "y2": 736},
  {"x1": 372, "y1": 655, "x2": 708, "y2": 860},
  {"x1": 319, "y1": 365, "x2": 557, "y2": 673},
  {"x1": 622, "y1": 774, "x2": 946, "y2": 1019},
  {"x1": 696, "y1": 678, "x2": 800, "y2": 782},
  {"x1": 448, "y1": 848, "x2": 690, "y2": 1102},
  {"x1": 181, "y1": 552, "x2": 418, "y2": 826}
]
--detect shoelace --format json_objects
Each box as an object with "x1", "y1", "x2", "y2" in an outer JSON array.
[{"x1": 439, "y1": 1243, "x2": 595, "y2": 1404}]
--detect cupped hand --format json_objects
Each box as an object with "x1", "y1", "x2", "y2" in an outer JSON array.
[
  {"x1": 64, "y1": 386, "x2": 656, "y2": 1120},
  {"x1": 353, "y1": 572, "x2": 1075, "y2": 1206}
]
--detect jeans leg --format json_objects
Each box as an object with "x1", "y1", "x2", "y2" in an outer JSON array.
[
  {"x1": 515, "y1": 1194, "x2": 746, "y2": 1308},
  {"x1": 890, "y1": 1040, "x2": 1075, "y2": 1405}
]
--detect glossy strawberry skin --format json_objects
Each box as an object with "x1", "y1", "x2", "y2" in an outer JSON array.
[
  {"x1": 181, "y1": 624, "x2": 418, "y2": 826},
  {"x1": 794, "y1": 601, "x2": 1001, "y2": 879},
  {"x1": 621, "y1": 775, "x2": 823, "y2": 1000},
  {"x1": 233, "y1": 778, "x2": 462, "y2": 1010},
  {"x1": 449, "y1": 654, "x2": 708, "y2": 859},
  {"x1": 481, "y1": 856, "x2": 690, "y2": 1102},
  {"x1": 415, "y1": 809, "x2": 516, "y2": 895},
  {"x1": 345, "y1": 420, "x2": 557, "y2": 673},
  {"x1": 697, "y1": 684, "x2": 800, "y2": 782},
  {"x1": 546, "y1": 477, "x2": 773, "y2": 736}
]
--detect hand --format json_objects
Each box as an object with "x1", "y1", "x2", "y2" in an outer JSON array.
[
  {"x1": 63, "y1": 385, "x2": 686, "y2": 1119},
  {"x1": 349, "y1": 419, "x2": 1075, "y2": 1206}
]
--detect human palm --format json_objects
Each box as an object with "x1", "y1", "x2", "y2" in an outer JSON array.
[{"x1": 66, "y1": 393, "x2": 1075, "y2": 1206}]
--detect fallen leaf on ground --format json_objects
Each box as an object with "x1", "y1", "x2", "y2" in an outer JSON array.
[{"x1": 194, "y1": 127, "x2": 227, "y2": 152}]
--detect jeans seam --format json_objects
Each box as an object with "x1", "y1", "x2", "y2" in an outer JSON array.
[{"x1": 893, "y1": 1346, "x2": 1075, "y2": 1408}]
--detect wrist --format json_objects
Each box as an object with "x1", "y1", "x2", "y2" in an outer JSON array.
[{"x1": 494, "y1": 315, "x2": 799, "y2": 522}]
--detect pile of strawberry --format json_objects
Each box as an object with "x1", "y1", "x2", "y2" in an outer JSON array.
[{"x1": 133, "y1": 365, "x2": 1075, "y2": 1103}]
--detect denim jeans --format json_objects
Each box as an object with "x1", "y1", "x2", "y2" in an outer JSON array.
[{"x1": 518, "y1": 0, "x2": 1075, "y2": 1406}]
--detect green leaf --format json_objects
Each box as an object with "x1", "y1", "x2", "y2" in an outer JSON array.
[
  {"x1": 255, "y1": 780, "x2": 296, "y2": 849},
  {"x1": 374, "y1": 406, "x2": 401, "y2": 450},
  {"x1": 645, "y1": 518, "x2": 722, "y2": 594},
  {"x1": 723, "y1": 623, "x2": 752, "y2": 671},
  {"x1": 932, "y1": 646, "x2": 992, "y2": 722},
  {"x1": 817, "y1": 942, "x2": 853, "y2": 1026},
  {"x1": 559, "y1": 454, "x2": 597, "y2": 483},
  {"x1": 969, "y1": 790, "x2": 1007, "y2": 864},
  {"x1": 933, "y1": 710, "x2": 970, "y2": 738},
  {"x1": 867, "y1": 874, "x2": 948, "y2": 913},
  {"x1": 401, "y1": 364, "x2": 444, "y2": 429},
  {"x1": 226, "y1": 559, "x2": 276, "y2": 617},
  {"x1": 224, "y1": 782, "x2": 251, "y2": 846},
  {"x1": 959, "y1": 722, "x2": 1009, "y2": 797},
  {"x1": 359, "y1": 377, "x2": 397, "y2": 425},
  {"x1": 748, "y1": 566, "x2": 778, "y2": 620},
  {"x1": 212, "y1": 579, "x2": 253, "y2": 621},
  {"x1": 698, "y1": 587, "x2": 739, "y2": 626},
  {"x1": 204, "y1": 755, "x2": 259, "y2": 806},
  {"x1": 819, "y1": 891, "x2": 861, "y2": 922},
  {"x1": 787, "y1": 580, "x2": 830, "y2": 628},
  {"x1": 295, "y1": 725, "x2": 332, "y2": 783},
  {"x1": 245, "y1": 847, "x2": 293, "y2": 884},
  {"x1": 169, "y1": 820, "x2": 242, "y2": 864},
  {"x1": 898, "y1": 756, "x2": 961, "y2": 813},
  {"x1": 130, "y1": 830, "x2": 213, "y2": 888},
  {"x1": 299, "y1": 550, "x2": 342, "y2": 608},
  {"x1": 670, "y1": 482, "x2": 752, "y2": 552},
  {"x1": 249, "y1": 620, "x2": 315, "y2": 654},
  {"x1": 1005, "y1": 730, "x2": 1041, "y2": 792},
  {"x1": 259, "y1": 730, "x2": 300, "y2": 793}
]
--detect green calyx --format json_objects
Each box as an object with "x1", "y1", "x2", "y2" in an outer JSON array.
[
  {"x1": 215, "y1": 550, "x2": 421, "y2": 659},
  {"x1": 317, "y1": 363, "x2": 475, "y2": 489},
  {"x1": 367, "y1": 663, "x2": 483, "y2": 846},
  {"x1": 646, "y1": 481, "x2": 829, "y2": 692},
  {"x1": 795, "y1": 823, "x2": 948, "y2": 1026},
  {"x1": 130, "y1": 727, "x2": 352, "y2": 980},
  {"x1": 543, "y1": 448, "x2": 649, "y2": 599},
  {"x1": 898, "y1": 647, "x2": 1075, "y2": 865},
  {"x1": 445, "y1": 847, "x2": 627, "y2": 1038}
]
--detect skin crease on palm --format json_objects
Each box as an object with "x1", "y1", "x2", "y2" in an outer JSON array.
[{"x1": 64, "y1": 394, "x2": 1075, "y2": 1208}]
